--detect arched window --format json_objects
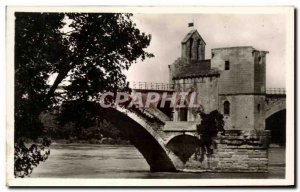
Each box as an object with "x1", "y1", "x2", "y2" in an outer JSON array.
[
  {"x1": 176, "y1": 97, "x2": 188, "y2": 121},
  {"x1": 201, "y1": 46, "x2": 205, "y2": 59},
  {"x1": 189, "y1": 38, "x2": 193, "y2": 59},
  {"x1": 257, "y1": 104, "x2": 261, "y2": 112},
  {"x1": 224, "y1": 101, "x2": 230, "y2": 116},
  {"x1": 196, "y1": 39, "x2": 201, "y2": 60},
  {"x1": 225, "y1": 60, "x2": 230, "y2": 70}
]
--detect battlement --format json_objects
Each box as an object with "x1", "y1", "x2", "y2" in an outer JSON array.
[{"x1": 266, "y1": 88, "x2": 286, "y2": 95}]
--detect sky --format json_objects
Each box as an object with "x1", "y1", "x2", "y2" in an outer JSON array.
[{"x1": 124, "y1": 14, "x2": 287, "y2": 88}]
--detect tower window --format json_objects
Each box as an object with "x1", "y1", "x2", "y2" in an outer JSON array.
[
  {"x1": 224, "y1": 101, "x2": 230, "y2": 116},
  {"x1": 258, "y1": 56, "x2": 263, "y2": 65},
  {"x1": 201, "y1": 47, "x2": 205, "y2": 59},
  {"x1": 196, "y1": 39, "x2": 201, "y2": 60},
  {"x1": 189, "y1": 38, "x2": 193, "y2": 59},
  {"x1": 257, "y1": 104, "x2": 261, "y2": 112},
  {"x1": 225, "y1": 61, "x2": 230, "y2": 70}
]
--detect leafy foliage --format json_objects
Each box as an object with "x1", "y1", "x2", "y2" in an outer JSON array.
[
  {"x1": 15, "y1": 13, "x2": 66, "y2": 139},
  {"x1": 14, "y1": 12, "x2": 153, "y2": 177},
  {"x1": 41, "y1": 110, "x2": 125, "y2": 141},
  {"x1": 195, "y1": 110, "x2": 225, "y2": 162},
  {"x1": 14, "y1": 138, "x2": 51, "y2": 178},
  {"x1": 15, "y1": 12, "x2": 153, "y2": 140},
  {"x1": 59, "y1": 14, "x2": 153, "y2": 102}
]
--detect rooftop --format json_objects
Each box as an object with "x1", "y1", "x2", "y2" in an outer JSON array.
[
  {"x1": 171, "y1": 58, "x2": 219, "y2": 79},
  {"x1": 212, "y1": 46, "x2": 269, "y2": 53},
  {"x1": 181, "y1": 29, "x2": 206, "y2": 45}
]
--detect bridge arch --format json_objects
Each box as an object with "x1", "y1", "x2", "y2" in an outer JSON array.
[
  {"x1": 265, "y1": 95, "x2": 286, "y2": 145},
  {"x1": 104, "y1": 107, "x2": 183, "y2": 172},
  {"x1": 166, "y1": 134, "x2": 199, "y2": 163},
  {"x1": 164, "y1": 132, "x2": 198, "y2": 144},
  {"x1": 265, "y1": 99, "x2": 286, "y2": 119},
  {"x1": 266, "y1": 109, "x2": 286, "y2": 146}
]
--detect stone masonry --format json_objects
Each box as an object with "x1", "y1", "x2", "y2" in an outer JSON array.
[
  {"x1": 166, "y1": 29, "x2": 270, "y2": 172},
  {"x1": 169, "y1": 30, "x2": 269, "y2": 131},
  {"x1": 182, "y1": 130, "x2": 270, "y2": 172}
]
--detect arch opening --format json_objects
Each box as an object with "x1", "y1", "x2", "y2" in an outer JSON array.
[
  {"x1": 224, "y1": 101, "x2": 230, "y2": 116},
  {"x1": 166, "y1": 134, "x2": 199, "y2": 163},
  {"x1": 196, "y1": 39, "x2": 201, "y2": 60},
  {"x1": 189, "y1": 38, "x2": 193, "y2": 59},
  {"x1": 104, "y1": 108, "x2": 177, "y2": 172},
  {"x1": 176, "y1": 98, "x2": 188, "y2": 121},
  {"x1": 266, "y1": 109, "x2": 286, "y2": 146}
]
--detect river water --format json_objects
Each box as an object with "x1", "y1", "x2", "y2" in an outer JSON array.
[{"x1": 30, "y1": 144, "x2": 285, "y2": 179}]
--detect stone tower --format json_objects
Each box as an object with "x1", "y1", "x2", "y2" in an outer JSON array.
[
  {"x1": 211, "y1": 47, "x2": 268, "y2": 130},
  {"x1": 169, "y1": 30, "x2": 208, "y2": 85},
  {"x1": 169, "y1": 30, "x2": 219, "y2": 121},
  {"x1": 169, "y1": 29, "x2": 268, "y2": 131},
  {"x1": 181, "y1": 29, "x2": 206, "y2": 61}
]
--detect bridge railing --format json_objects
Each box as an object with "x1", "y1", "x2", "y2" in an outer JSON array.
[
  {"x1": 266, "y1": 88, "x2": 286, "y2": 95},
  {"x1": 129, "y1": 83, "x2": 286, "y2": 95},
  {"x1": 130, "y1": 82, "x2": 174, "y2": 91}
]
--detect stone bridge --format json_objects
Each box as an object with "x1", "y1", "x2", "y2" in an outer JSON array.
[
  {"x1": 106, "y1": 106, "x2": 200, "y2": 172},
  {"x1": 99, "y1": 83, "x2": 285, "y2": 172},
  {"x1": 265, "y1": 88, "x2": 286, "y2": 145},
  {"x1": 265, "y1": 88, "x2": 286, "y2": 119},
  {"x1": 56, "y1": 83, "x2": 286, "y2": 172},
  {"x1": 106, "y1": 105, "x2": 270, "y2": 173}
]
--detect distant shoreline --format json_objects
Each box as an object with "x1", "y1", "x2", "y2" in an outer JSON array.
[
  {"x1": 24, "y1": 138, "x2": 131, "y2": 146},
  {"x1": 52, "y1": 138, "x2": 131, "y2": 145}
]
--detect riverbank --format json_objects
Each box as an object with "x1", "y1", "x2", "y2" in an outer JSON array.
[
  {"x1": 24, "y1": 137, "x2": 131, "y2": 145},
  {"x1": 54, "y1": 138, "x2": 131, "y2": 145}
]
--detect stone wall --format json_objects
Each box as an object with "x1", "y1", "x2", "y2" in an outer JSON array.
[
  {"x1": 211, "y1": 46, "x2": 255, "y2": 94},
  {"x1": 172, "y1": 75, "x2": 219, "y2": 121},
  {"x1": 219, "y1": 95, "x2": 255, "y2": 130},
  {"x1": 211, "y1": 47, "x2": 267, "y2": 130},
  {"x1": 254, "y1": 50, "x2": 267, "y2": 94},
  {"x1": 254, "y1": 95, "x2": 266, "y2": 130},
  {"x1": 180, "y1": 130, "x2": 270, "y2": 172}
]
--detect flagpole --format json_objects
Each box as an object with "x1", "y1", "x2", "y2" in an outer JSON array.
[{"x1": 192, "y1": 17, "x2": 195, "y2": 29}]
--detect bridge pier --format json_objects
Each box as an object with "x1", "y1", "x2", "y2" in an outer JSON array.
[{"x1": 177, "y1": 130, "x2": 270, "y2": 172}]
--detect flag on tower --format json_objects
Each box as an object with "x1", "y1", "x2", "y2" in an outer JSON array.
[{"x1": 188, "y1": 22, "x2": 194, "y2": 27}]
